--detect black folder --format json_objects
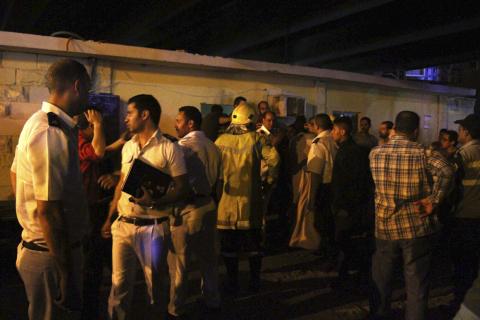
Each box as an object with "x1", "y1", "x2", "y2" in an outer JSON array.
[{"x1": 122, "y1": 158, "x2": 172, "y2": 199}]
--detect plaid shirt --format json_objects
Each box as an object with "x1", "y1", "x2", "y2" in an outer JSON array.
[{"x1": 370, "y1": 135, "x2": 453, "y2": 240}]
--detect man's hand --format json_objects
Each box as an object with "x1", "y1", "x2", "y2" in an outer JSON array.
[
  {"x1": 55, "y1": 266, "x2": 80, "y2": 312},
  {"x1": 413, "y1": 198, "x2": 434, "y2": 218},
  {"x1": 130, "y1": 186, "x2": 153, "y2": 207},
  {"x1": 98, "y1": 174, "x2": 119, "y2": 190},
  {"x1": 85, "y1": 109, "x2": 103, "y2": 126},
  {"x1": 101, "y1": 219, "x2": 112, "y2": 239}
]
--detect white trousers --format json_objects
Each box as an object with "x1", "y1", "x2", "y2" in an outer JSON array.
[
  {"x1": 168, "y1": 200, "x2": 220, "y2": 316},
  {"x1": 16, "y1": 243, "x2": 83, "y2": 320},
  {"x1": 108, "y1": 219, "x2": 170, "y2": 320}
]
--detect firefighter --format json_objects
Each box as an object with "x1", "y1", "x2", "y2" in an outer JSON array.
[{"x1": 215, "y1": 102, "x2": 280, "y2": 294}]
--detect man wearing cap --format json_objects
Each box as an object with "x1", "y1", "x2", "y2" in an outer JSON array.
[
  {"x1": 450, "y1": 114, "x2": 480, "y2": 312},
  {"x1": 215, "y1": 102, "x2": 280, "y2": 293}
]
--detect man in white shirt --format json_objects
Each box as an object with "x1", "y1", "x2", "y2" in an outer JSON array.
[
  {"x1": 11, "y1": 59, "x2": 91, "y2": 319},
  {"x1": 307, "y1": 114, "x2": 338, "y2": 255},
  {"x1": 168, "y1": 106, "x2": 221, "y2": 317},
  {"x1": 101, "y1": 94, "x2": 189, "y2": 319}
]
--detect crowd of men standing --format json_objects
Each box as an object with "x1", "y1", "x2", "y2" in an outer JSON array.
[{"x1": 9, "y1": 58, "x2": 480, "y2": 320}]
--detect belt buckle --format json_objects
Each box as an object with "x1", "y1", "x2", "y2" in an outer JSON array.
[{"x1": 132, "y1": 217, "x2": 138, "y2": 226}]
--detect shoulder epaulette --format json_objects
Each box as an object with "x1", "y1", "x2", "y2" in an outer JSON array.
[
  {"x1": 47, "y1": 112, "x2": 61, "y2": 127},
  {"x1": 163, "y1": 133, "x2": 178, "y2": 143}
]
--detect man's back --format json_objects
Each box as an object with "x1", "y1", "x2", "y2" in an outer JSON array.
[
  {"x1": 308, "y1": 131, "x2": 337, "y2": 184},
  {"x1": 370, "y1": 135, "x2": 450, "y2": 240},
  {"x1": 178, "y1": 130, "x2": 221, "y2": 195},
  {"x1": 202, "y1": 112, "x2": 221, "y2": 142},
  {"x1": 13, "y1": 105, "x2": 88, "y2": 244},
  {"x1": 215, "y1": 131, "x2": 279, "y2": 229},
  {"x1": 332, "y1": 138, "x2": 372, "y2": 211}
]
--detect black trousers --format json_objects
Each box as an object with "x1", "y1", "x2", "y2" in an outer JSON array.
[
  {"x1": 370, "y1": 234, "x2": 436, "y2": 320},
  {"x1": 315, "y1": 184, "x2": 334, "y2": 254},
  {"x1": 82, "y1": 203, "x2": 111, "y2": 320},
  {"x1": 450, "y1": 218, "x2": 480, "y2": 308}
]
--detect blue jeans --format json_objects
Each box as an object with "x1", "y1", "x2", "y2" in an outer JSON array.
[{"x1": 370, "y1": 234, "x2": 436, "y2": 320}]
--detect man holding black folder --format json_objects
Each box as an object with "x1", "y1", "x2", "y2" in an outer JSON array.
[
  {"x1": 101, "y1": 94, "x2": 189, "y2": 319},
  {"x1": 167, "y1": 106, "x2": 221, "y2": 318}
]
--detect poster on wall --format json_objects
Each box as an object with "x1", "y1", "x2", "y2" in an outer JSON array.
[{"x1": 423, "y1": 114, "x2": 432, "y2": 129}]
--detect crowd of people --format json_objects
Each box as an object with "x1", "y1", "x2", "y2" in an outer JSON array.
[{"x1": 9, "y1": 58, "x2": 480, "y2": 320}]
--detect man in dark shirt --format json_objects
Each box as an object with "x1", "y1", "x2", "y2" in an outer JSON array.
[
  {"x1": 77, "y1": 110, "x2": 127, "y2": 319},
  {"x1": 201, "y1": 104, "x2": 230, "y2": 141},
  {"x1": 331, "y1": 116, "x2": 373, "y2": 280},
  {"x1": 353, "y1": 116, "x2": 378, "y2": 150}
]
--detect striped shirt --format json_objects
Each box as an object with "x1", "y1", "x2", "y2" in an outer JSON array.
[
  {"x1": 455, "y1": 139, "x2": 480, "y2": 219},
  {"x1": 370, "y1": 135, "x2": 453, "y2": 240}
]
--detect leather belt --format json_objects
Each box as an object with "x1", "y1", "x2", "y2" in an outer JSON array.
[
  {"x1": 22, "y1": 240, "x2": 82, "y2": 252},
  {"x1": 119, "y1": 215, "x2": 169, "y2": 226}
]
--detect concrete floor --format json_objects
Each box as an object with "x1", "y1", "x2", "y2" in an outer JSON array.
[{"x1": 1, "y1": 244, "x2": 458, "y2": 320}]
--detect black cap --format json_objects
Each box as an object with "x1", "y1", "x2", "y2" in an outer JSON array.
[{"x1": 454, "y1": 114, "x2": 480, "y2": 135}]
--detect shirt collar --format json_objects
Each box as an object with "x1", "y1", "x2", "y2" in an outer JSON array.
[
  {"x1": 41, "y1": 101, "x2": 76, "y2": 129},
  {"x1": 180, "y1": 130, "x2": 204, "y2": 142},
  {"x1": 131, "y1": 129, "x2": 162, "y2": 146},
  {"x1": 390, "y1": 134, "x2": 411, "y2": 142},
  {"x1": 315, "y1": 130, "x2": 331, "y2": 140}
]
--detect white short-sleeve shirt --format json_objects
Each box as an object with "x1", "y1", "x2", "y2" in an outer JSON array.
[
  {"x1": 11, "y1": 102, "x2": 89, "y2": 244},
  {"x1": 117, "y1": 130, "x2": 187, "y2": 218}
]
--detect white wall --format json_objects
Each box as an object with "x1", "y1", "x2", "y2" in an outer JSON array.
[{"x1": 0, "y1": 50, "x2": 474, "y2": 200}]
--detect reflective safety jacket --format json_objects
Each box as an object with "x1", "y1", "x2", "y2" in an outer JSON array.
[{"x1": 215, "y1": 131, "x2": 280, "y2": 230}]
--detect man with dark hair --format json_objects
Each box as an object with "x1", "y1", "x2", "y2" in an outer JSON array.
[
  {"x1": 127, "y1": 94, "x2": 161, "y2": 126},
  {"x1": 311, "y1": 114, "x2": 337, "y2": 255},
  {"x1": 11, "y1": 59, "x2": 91, "y2": 319},
  {"x1": 178, "y1": 106, "x2": 203, "y2": 129},
  {"x1": 290, "y1": 114, "x2": 337, "y2": 253},
  {"x1": 257, "y1": 111, "x2": 276, "y2": 136},
  {"x1": 168, "y1": 106, "x2": 221, "y2": 317},
  {"x1": 201, "y1": 104, "x2": 230, "y2": 142},
  {"x1": 257, "y1": 100, "x2": 270, "y2": 115},
  {"x1": 76, "y1": 109, "x2": 129, "y2": 319},
  {"x1": 450, "y1": 114, "x2": 480, "y2": 313},
  {"x1": 101, "y1": 94, "x2": 190, "y2": 319},
  {"x1": 439, "y1": 128, "x2": 448, "y2": 141},
  {"x1": 431, "y1": 128, "x2": 450, "y2": 151},
  {"x1": 233, "y1": 96, "x2": 247, "y2": 109},
  {"x1": 354, "y1": 116, "x2": 378, "y2": 150},
  {"x1": 440, "y1": 130, "x2": 459, "y2": 161},
  {"x1": 378, "y1": 120, "x2": 394, "y2": 146},
  {"x1": 369, "y1": 111, "x2": 453, "y2": 320},
  {"x1": 331, "y1": 117, "x2": 373, "y2": 281}
]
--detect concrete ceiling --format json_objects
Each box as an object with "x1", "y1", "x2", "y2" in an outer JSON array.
[{"x1": 2, "y1": 0, "x2": 480, "y2": 74}]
